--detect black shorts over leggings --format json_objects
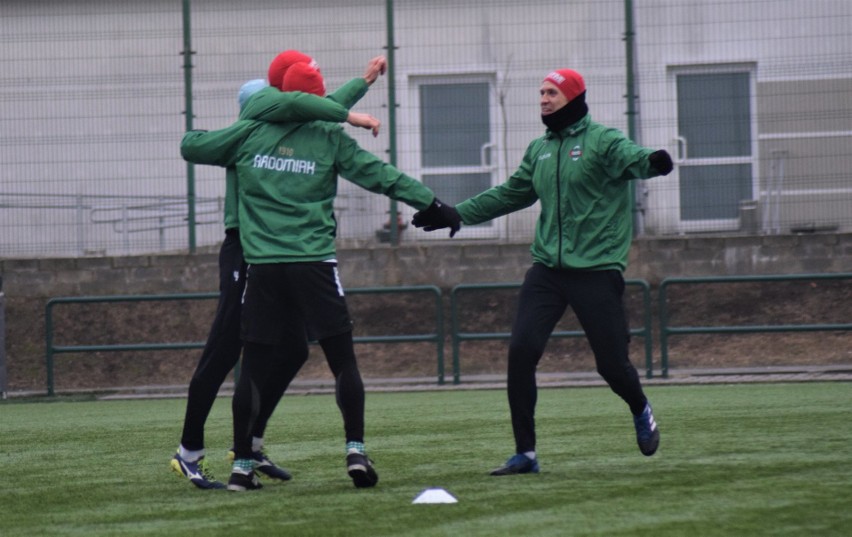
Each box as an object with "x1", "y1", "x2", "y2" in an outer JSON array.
[{"x1": 241, "y1": 261, "x2": 353, "y2": 345}]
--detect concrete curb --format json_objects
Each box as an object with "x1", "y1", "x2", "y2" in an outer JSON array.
[
  {"x1": 4, "y1": 365, "x2": 849, "y2": 401},
  {"x1": 103, "y1": 365, "x2": 852, "y2": 400}
]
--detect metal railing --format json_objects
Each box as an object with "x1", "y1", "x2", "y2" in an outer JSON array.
[
  {"x1": 1, "y1": 192, "x2": 224, "y2": 257},
  {"x1": 44, "y1": 285, "x2": 444, "y2": 396},
  {"x1": 0, "y1": 277, "x2": 7, "y2": 399},
  {"x1": 658, "y1": 273, "x2": 852, "y2": 377},
  {"x1": 42, "y1": 274, "x2": 851, "y2": 394},
  {"x1": 449, "y1": 280, "x2": 654, "y2": 384}
]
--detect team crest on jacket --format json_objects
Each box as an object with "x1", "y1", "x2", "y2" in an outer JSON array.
[{"x1": 570, "y1": 145, "x2": 582, "y2": 161}]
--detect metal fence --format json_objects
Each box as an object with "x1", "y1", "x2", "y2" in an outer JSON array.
[
  {"x1": 658, "y1": 273, "x2": 852, "y2": 377},
  {"x1": 44, "y1": 285, "x2": 444, "y2": 396},
  {"x1": 0, "y1": 277, "x2": 6, "y2": 399},
  {"x1": 2, "y1": 0, "x2": 851, "y2": 258},
  {"x1": 450, "y1": 280, "x2": 654, "y2": 382},
  {"x1": 41, "y1": 275, "x2": 852, "y2": 395}
]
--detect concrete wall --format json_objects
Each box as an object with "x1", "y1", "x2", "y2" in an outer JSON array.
[{"x1": 2, "y1": 233, "x2": 851, "y2": 299}]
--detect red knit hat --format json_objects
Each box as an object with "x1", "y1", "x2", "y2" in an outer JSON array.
[
  {"x1": 267, "y1": 49, "x2": 316, "y2": 90},
  {"x1": 282, "y1": 62, "x2": 326, "y2": 96},
  {"x1": 543, "y1": 69, "x2": 586, "y2": 102}
]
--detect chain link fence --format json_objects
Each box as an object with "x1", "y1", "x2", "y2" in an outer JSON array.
[{"x1": 2, "y1": 0, "x2": 850, "y2": 258}]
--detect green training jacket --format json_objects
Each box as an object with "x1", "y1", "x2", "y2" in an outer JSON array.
[
  {"x1": 181, "y1": 119, "x2": 434, "y2": 264},
  {"x1": 220, "y1": 78, "x2": 369, "y2": 230},
  {"x1": 456, "y1": 114, "x2": 660, "y2": 272}
]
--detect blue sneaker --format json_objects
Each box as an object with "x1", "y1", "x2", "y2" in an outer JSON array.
[
  {"x1": 490, "y1": 453, "x2": 540, "y2": 476},
  {"x1": 170, "y1": 453, "x2": 226, "y2": 490},
  {"x1": 633, "y1": 403, "x2": 660, "y2": 456}
]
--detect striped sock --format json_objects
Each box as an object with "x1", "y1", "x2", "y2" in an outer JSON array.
[
  {"x1": 233, "y1": 458, "x2": 254, "y2": 473},
  {"x1": 346, "y1": 441, "x2": 365, "y2": 454}
]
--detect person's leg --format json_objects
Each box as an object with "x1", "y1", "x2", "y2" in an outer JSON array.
[
  {"x1": 508, "y1": 265, "x2": 568, "y2": 452},
  {"x1": 319, "y1": 331, "x2": 364, "y2": 444},
  {"x1": 228, "y1": 339, "x2": 275, "y2": 491},
  {"x1": 566, "y1": 270, "x2": 659, "y2": 456},
  {"x1": 492, "y1": 264, "x2": 567, "y2": 475},
  {"x1": 232, "y1": 341, "x2": 277, "y2": 461},
  {"x1": 294, "y1": 262, "x2": 377, "y2": 488},
  {"x1": 228, "y1": 263, "x2": 294, "y2": 491},
  {"x1": 179, "y1": 231, "x2": 245, "y2": 452},
  {"x1": 246, "y1": 339, "x2": 310, "y2": 481},
  {"x1": 319, "y1": 329, "x2": 377, "y2": 488},
  {"x1": 171, "y1": 231, "x2": 244, "y2": 490},
  {"x1": 565, "y1": 271, "x2": 646, "y2": 413},
  {"x1": 290, "y1": 263, "x2": 363, "y2": 444},
  {"x1": 251, "y1": 340, "x2": 310, "y2": 440}
]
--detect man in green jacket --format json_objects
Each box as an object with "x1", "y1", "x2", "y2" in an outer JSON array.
[
  {"x1": 181, "y1": 56, "x2": 454, "y2": 491},
  {"x1": 413, "y1": 68, "x2": 673, "y2": 475},
  {"x1": 171, "y1": 54, "x2": 385, "y2": 490}
]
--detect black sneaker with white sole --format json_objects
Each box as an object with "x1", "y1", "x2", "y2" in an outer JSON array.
[
  {"x1": 227, "y1": 447, "x2": 293, "y2": 481},
  {"x1": 227, "y1": 468, "x2": 263, "y2": 492},
  {"x1": 252, "y1": 449, "x2": 292, "y2": 481},
  {"x1": 346, "y1": 452, "x2": 378, "y2": 488}
]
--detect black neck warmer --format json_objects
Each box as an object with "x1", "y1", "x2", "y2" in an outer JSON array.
[{"x1": 541, "y1": 91, "x2": 588, "y2": 132}]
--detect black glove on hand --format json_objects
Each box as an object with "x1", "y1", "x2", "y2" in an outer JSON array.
[
  {"x1": 412, "y1": 198, "x2": 462, "y2": 238},
  {"x1": 648, "y1": 150, "x2": 673, "y2": 176}
]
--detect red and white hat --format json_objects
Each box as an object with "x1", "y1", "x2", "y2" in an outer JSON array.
[{"x1": 542, "y1": 69, "x2": 585, "y2": 101}]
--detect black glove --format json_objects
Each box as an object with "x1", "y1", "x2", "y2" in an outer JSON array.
[
  {"x1": 412, "y1": 198, "x2": 462, "y2": 238},
  {"x1": 648, "y1": 150, "x2": 673, "y2": 176}
]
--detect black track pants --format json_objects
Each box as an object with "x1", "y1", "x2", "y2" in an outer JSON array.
[{"x1": 507, "y1": 264, "x2": 648, "y2": 454}]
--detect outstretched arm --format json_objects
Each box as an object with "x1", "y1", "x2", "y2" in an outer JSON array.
[
  {"x1": 333, "y1": 130, "x2": 434, "y2": 211},
  {"x1": 240, "y1": 87, "x2": 349, "y2": 123},
  {"x1": 346, "y1": 111, "x2": 381, "y2": 137},
  {"x1": 180, "y1": 120, "x2": 259, "y2": 167},
  {"x1": 328, "y1": 55, "x2": 388, "y2": 109},
  {"x1": 362, "y1": 55, "x2": 387, "y2": 86},
  {"x1": 241, "y1": 54, "x2": 387, "y2": 133},
  {"x1": 331, "y1": 55, "x2": 388, "y2": 135}
]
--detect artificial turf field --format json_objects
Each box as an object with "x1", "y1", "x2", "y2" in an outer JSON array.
[{"x1": 1, "y1": 382, "x2": 849, "y2": 536}]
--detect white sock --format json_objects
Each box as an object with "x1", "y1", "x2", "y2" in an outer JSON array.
[
  {"x1": 523, "y1": 451, "x2": 536, "y2": 460},
  {"x1": 252, "y1": 437, "x2": 263, "y2": 452},
  {"x1": 179, "y1": 445, "x2": 205, "y2": 462}
]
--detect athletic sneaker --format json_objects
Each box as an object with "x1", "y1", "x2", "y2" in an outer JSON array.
[
  {"x1": 252, "y1": 449, "x2": 292, "y2": 481},
  {"x1": 490, "y1": 453, "x2": 540, "y2": 476},
  {"x1": 633, "y1": 403, "x2": 660, "y2": 456},
  {"x1": 346, "y1": 452, "x2": 379, "y2": 488},
  {"x1": 227, "y1": 448, "x2": 292, "y2": 481},
  {"x1": 227, "y1": 467, "x2": 263, "y2": 492},
  {"x1": 170, "y1": 453, "x2": 226, "y2": 490}
]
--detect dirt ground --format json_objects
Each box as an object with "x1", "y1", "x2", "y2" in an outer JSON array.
[{"x1": 4, "y1": 278, "x2": 851, "y2": 393}]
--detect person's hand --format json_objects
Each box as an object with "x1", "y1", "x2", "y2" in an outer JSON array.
[
  {"x1": 347, "y1": 112, "x2": 380, "y2": 137},
  {"x1": 648, "y1": 150, "x2": 673, "y2": 176},
  {"x1": 363, "y1": 56, "x2": 388, "y2": 86},
  {"x1": 412, "y1": 198, "x2": 461, "y2": 238}
]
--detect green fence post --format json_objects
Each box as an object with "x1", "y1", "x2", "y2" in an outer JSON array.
[
  {"x1": 0, "y1": 280, "x2": 7, "y2": 399},
  {"x1": 384, "y1": 0, "x2": 400, "y2": 246},
  {"x1": 658, "y1": 280, "x2": 670, "y2": 378},
  {"x1": 434, "y1": 287, "x2": 445, "y2": 385},
  {"x1": 181, "y1": 0, "x2": 196, "y2": 253},
  {"x1": 45, "y1": 299, "x2": 57, "y2": 396}
]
